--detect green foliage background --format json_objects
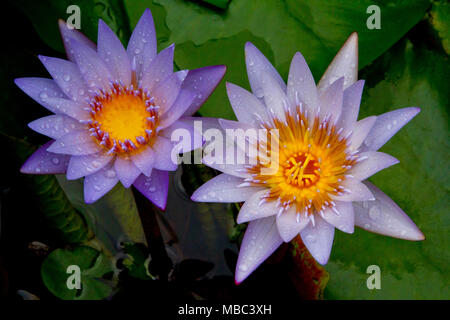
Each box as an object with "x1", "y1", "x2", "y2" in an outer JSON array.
[{"x1": 1, "y1": 0, "x2": 448, "y2": 299}]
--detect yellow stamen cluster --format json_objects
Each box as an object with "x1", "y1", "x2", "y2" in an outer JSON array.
[
  {"x1": 248, "y1": 106, "x2": 355, "y2": 216},
  {"x1": 87, "y1": 81, "x2": 159, "y2": 155}
]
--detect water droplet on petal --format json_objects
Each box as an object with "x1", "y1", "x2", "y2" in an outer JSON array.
[
  {"x1": 104, "y1": 169, "x2": 116, "y2": 178},
  {"x1": 63, "y1": 74, "x2": 71, "y2": 82},
  {"x1": 51, "y1": 158, "x2": 60, "y2": 165},
  {"x1": 39, "y1": 92, "x2": 48, "y2": 99}
]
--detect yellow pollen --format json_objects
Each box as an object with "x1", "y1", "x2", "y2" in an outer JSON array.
[
  {"x1": 87, "y1": 83, "x2": 159, "y2": 154},
  {"x1": 248, "y1": 106, "x2": 355, "y2": 216}
]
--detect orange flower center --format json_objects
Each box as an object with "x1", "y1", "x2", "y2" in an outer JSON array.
[
  {"x1": 247, "y1": 106, "x2": 355, "y2": 216},
  {"x1": 87, "y1": 82, "x2": 159, "y2": 154}
]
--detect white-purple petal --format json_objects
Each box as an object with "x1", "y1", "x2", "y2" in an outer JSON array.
[
  {"x1": 354, "y1": 182, "x2": 424, "y2": 240},
  {"x1": 226, "y1": 82, "x2": 269, "y2": 127},
  {"x1": 318, "y1": 77, "x2": 344, "y2": 124},
  {"x1": 160, "y1": 117, "x2": 204, "y2": 152},
  {"x1": 97, "y1": 19, "x2": 132, "y2": 85},
  {"x1": 361, "y1": 107, "x2": 420, "y2": 152},
  {"x1": 14, "y1": 78, "x2": 66, "y2": 113},
  {"x1": 152, "y1": 136, "x2": 178, "y2": 171},
  {"x1": 287, "y1": 52, "x2": 319, "y2": 114},
  {"x1": 58, "y1": 19, "x2": 96, "y2": 62},
  {"x1": 191, "y1": 173, "x2": 263, "y2": 203},
  {"x1": 153, "y1": 70, "x2": 186, "y2": 114},
  {"x1": 349, "y1": 116, "x2": 377, "y2": 151},
  {"x1": 300, "y1": 214, "x2": 335, "y2": 265},
  {"x1": 331, "y1": 177, "x2": 375, "y2": 202},
  {"x1": 182, "y1": 65, "x2": 227, "y2": 116},
  {"x1": 276, "y1": 207, "x2": 310, "y2": 242},
  {"x1": 158, "y1": 85, "x2": 196, "y2": 129},
  {"x1": 114, "y1": 157, "x2": 141, "y2": 188},
  {"x1": 38, "y1": 56, "x2": 88, "y2": 102},
  {"x1": 47, "y1": 130, "x2": 100, "y2": 155},
  {"x1": 322, "y1": 201, "x2": 355, "y2": 234},
  {"x1": 336, "y1": 80, "x2": 365, "y2": 133},
  {"x1": 83, "y1": 161, "x2": 119, "y2": 204},
  {"x1": 127, "y1": 8, "x2": 157, "y2": 80},
  {"x1": 66, "y1": 153, "x2": 113, "y2": 180},
  {"x1": 28, "y1": 114, "x2": 85, "y2": 140},
  {"x1": 237, "y1": 189, "x2": 278, "y2": 223},
  {"x1": 259, "y1": 70, "x2": 289, "y2": 122},
  {"x1": 131, "y1": 146, "x2": 155, "y2": 177},
  {"x1": 317, "y1": 32, "x2": 358, "y2": 94},
  {"x1": 69, "y1": 38, "x2": 113, "y2": 91},
  {"x1": 235, "y1": 216, "x2": 283, "y2": 284},
  {"x1": 141, "y1": 44, "x2": 174, "y2": 91},
  {"x1": 20, "y1": 141, "x2": 70, "y2": 174},
  {"x1": 245, "y1": 42, "x2": 286, "y2": 99},
  {"x1": 133, "y1": 169, "x2": 169, "y2": 210},
  {"x1": 41, "y1": 97, "x2": 91, "y2": 121},
  {"x1": 349, "y1": 151, "x2": 399, "y2": 181}
]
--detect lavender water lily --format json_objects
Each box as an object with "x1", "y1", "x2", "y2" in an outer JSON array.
[
  {"x1": 17, "y1": 9, "x2": 225, "y2": 209},
  {"x1": 191, "y1": 33, "x2": 425, "y2": 283}
]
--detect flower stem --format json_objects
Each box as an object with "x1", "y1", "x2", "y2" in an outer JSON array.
[{"x1": 132, "y1": 187, "x2": 172, "y2": 281}]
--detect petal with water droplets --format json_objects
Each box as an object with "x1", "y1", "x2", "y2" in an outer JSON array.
[
  {"x1": 20, "y1": 141, "x2": 70, "y2": 175},
  {"x1": 317, "y1": 32, "x2": 358, "y2": 94},
  {"x1": 245, "y1": 42, "x2": 286, "y2": 99},
  {"x1": 38, "y1": 56, "x2": 88, "y2": 102},
  {"x1": 28, "y1": 114, "x2": 85, "y2": 140},
  {"x1": 287, "y1": 52, "x2": 319, "y2": 115},
  {"x1": 97, "y1": 20, "x2": 131, "y2": 85},
  {"x1": 349, "y1": 151, "x2": 399, "y2": 181},
  {"x1": 354, "y1": 182, "x2": 424, "y2": 240},
  {"x1": 114, "y1": 157, "x2": 141, "y2": 188},
  {"x1": 237, "y1": 189, "x2": 278, "y2": 223},
  {"x1": 84, "y1": 161, "x2": 119, "y2": 203},
  {"x1": 235, "y1": 216, "x2": 283, "y2": 284},
  {"x1": 47, "y1": 130, "x2": 100, "y2": 155},
  {"x1": 362, "y1": 107, "x2": 420, "y2": 151},
  {"x1": 322, "y1": 201, "x2": 355, "y2": 234},
  {"x1": 191, "y1": 173, "x2": 263, "y2": 203},
  {"x1": 300, "y1": 215, "x2": 335, "y2": 265},
  {"x1": 276, "y1": 207, "x2": 310, "y2": 242},
  {"x1": 66, "y1": 153, "x2": 113, "y2": 180},
  {"x1": 226, "y1": 82, "x2": 269, "y2": 127},
  {"x1": 133, "y1": 169, "x2": 169, "y2": 210}
]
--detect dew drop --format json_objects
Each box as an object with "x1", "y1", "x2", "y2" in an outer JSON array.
[
  {"x1": 239, "y1": 264, "x2": 248, "y2": 271},
  {"x1": 39, "y1": 92, "x2": 48, "y2": 99},
  {"x1": 104, "y1": 169, "x2": 116, "y2": 178},
  {"x1": 369, "y1": 205, "x2": 381, "y2": 220},
  {"x1": 51, "y1": 158, "x2": 60, "y2": 165},
  {"x1": 63, "y1": 74, "x2": 71, "y2": 82}
]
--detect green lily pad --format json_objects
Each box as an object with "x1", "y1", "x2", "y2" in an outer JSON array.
[
  {"x1": 325, "y1": 39, "x2": 450, "y2": 299},
  {"x1": 41, "y1": 245, "x2": 116, "y2": 300},
  {"x1": 14, "y1": 0, "x2": 131, "y2": 50},
  {"x1": 56, "y1": 176, "x2": 147, "y2": 255},
  {"x1": 125, "y1": 0, "x2": 429, "y2": 119}
]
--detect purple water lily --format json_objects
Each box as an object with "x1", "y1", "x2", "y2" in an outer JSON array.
[
  {"x1": 17, "y1": 9, "x2": 225, "y2": 209},
  {"x1": 191, "y1": 33, "x2": 424, "y2": 283}
]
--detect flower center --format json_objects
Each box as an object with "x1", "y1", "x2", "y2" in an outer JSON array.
[
  {"x1": 87, "y1": 82, "x2": 159, "y2": 154},
  {"x1": 247, "y1": 106, "x2": 355, "y2": 216}
]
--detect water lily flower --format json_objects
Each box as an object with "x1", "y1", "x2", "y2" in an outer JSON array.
[
  {"x1": 17, "y1": 9, "x2": 225, "y2": 209},
  {"x1": 191, "y1": 33, "x2": 424, "y2": 283}
]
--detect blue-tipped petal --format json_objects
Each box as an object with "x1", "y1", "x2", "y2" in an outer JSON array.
[
  {"x1": 28, "y1": 114, "x2": 86, "y2": 140},
  {"x1": 38, "y1": 55, "x2": 88, "y2": 102},
  {"x1": 182, "y1": 65, "x2": 226, "y2": 116},
  {"x1": 127, "y1": 8, "x2": 157, "y2": 80},
  {"x1": 84, "y1": 161, "x2": 119, "y2": 204},
  {"x1": 133, "y1": 169, "x2": 169, "y2": 210},
  {"x1": 20, "y1": 141, "x2": 70, "y2": 174}
]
